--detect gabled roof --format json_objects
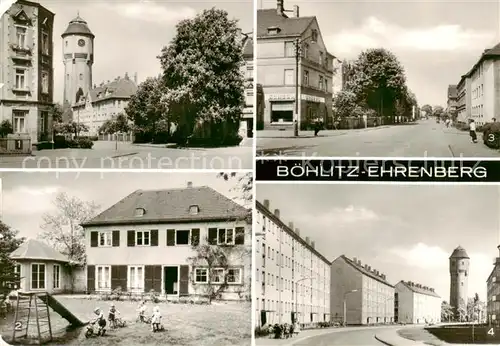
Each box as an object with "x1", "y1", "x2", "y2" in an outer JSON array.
[
  {"x1": 450, "y1": 245, "x2": 469, "y2": 259},
  {"x1": 10, "y1": 239, "x2": 69, "y2": 263},
  {"x1": 257, "y1": 9, "x2": 314, "y2": 38},
  {"x1": 82, "y1": 186, "x2": 250, "y2": 227},
  {"x1": 338, "y1": 255, "x2": 394, "y2": 287},
  {"x1": 397, "y1": 280, "x2": 440, "y2": 298},
  {"x1": 75, "y1": 77, "x2": 138, "y2": 105}
]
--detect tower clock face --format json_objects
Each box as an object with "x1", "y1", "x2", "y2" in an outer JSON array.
[{"x1": 78, "y1": 39, "x2": 85, "y2": 47}]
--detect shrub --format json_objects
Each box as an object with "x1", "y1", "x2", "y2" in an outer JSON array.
[
  {"x1": 77, "y1": 138, "x2": 94, "y2": 149},
  {"x1": 254, "y1": 326, "x2": 269, "y2": 337},
  {"x1": 149, "y1": 289, "x2": 160, "y2": 304},
  {"x1": 483, "y1": 122, "x2": 500, "y2": 148},
  {"x1": 36, "y1": 142, "x2": 53, "y2": 150}
]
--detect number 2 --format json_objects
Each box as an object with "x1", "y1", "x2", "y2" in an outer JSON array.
[
  {"x1": 488, "y1": 327, "x2": 495, "y2": 336},
  {"x1": 488, "y1": 134, "x2": 496, "y2": 142},
  {"x1": 14, "y1": 322, "x2": 22, "y2": 331}
]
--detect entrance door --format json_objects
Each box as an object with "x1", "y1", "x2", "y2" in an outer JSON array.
[{"x1": 164, "y1": 266, "x2": 178, "y2": 295}]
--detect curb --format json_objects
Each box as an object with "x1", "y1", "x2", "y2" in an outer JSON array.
[
  {"x1": 110, "y1": 152, "x2": 138, "y2": 159},
  {"x1": 375, "y1": 334, "x2": 393, "y2": 345}
]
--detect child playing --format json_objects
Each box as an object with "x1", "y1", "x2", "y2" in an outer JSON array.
[
  {"x1": 108, "y1": 303, "x2": 119, "y2": 328},
  {"x1": 137, "y1": 301, "x2": 147, "y2": 322},
  {"x1": 151, "y1": 306, "x2": 162, "y2": 332},
  {"x1": 92, "y1": 307, "x2": 106, "y2": 335}
]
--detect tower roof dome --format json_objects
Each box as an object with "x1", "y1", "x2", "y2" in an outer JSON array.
[
  {"x1": 450, "y1": 245, "x2": 469, "y2": 259},
  {"x1": 62, "y1": 13, "x2": 94, "y2": 38}
]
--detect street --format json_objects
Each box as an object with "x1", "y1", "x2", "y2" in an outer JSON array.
[
  {"x1": 257, "y1": 119, "x2": 499, "y2": 157},
  {"x1": 0, "y1": 141, "x2": 252, "y2": 169}
]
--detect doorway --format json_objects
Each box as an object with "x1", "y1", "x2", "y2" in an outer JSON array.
[{"x1": 164, "y1": 266, "x2": 178, "y2": 295}]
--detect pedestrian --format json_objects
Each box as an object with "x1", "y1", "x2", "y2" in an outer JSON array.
[
  {"x1": 469, "y1": 119, "x2": 477, "y2": 143},
  {"x1": 314, "y1": 119, "x2": 322, "y2": 136}
]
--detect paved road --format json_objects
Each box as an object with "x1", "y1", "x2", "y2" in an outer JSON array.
[
  {"x1": 257, "y1": 120, "x2": 499, "y2": 157},
  {"x1": 0, "y1": 141, "x2": 252, "y2": 169}
]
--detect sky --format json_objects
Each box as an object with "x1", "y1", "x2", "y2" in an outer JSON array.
[
  {"x1": 27, "y1": 0, "x2": 253, "y2": 103},
  {"x1": 0, "y1": 170, "x2": 249, "y2": 240},
  {"x1": 261, "y1": 0, "x2": 500, "y2": 107},
  {"x1": 257, "y1": 183, "x2": 500, "y2": 302}
]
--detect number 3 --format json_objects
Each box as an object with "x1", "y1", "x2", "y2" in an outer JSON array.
[
  {"x1": 488, "y1": 327, "x2": 495, "y2": 336},
  {"x1": 14, "y1": 322, "x2": 22, "y2": 331},
  {"x1": 488, "y1": 134, "x2": 496, "y2": 142}
]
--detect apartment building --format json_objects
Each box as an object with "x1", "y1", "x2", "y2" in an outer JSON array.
[
  {"x1": 0, "y1": 0, "x2": 55, "y2": 144},
  {"x1": 395, "y1": 281, "x2": 441, "y2": 324},
  {"x1": 330, "y1": 256, "x2": 394, "y2": 325},
  {"x1": 257, "y1": 0, "x2": 335, "y2": 130},
  {"x1": 255, "y1": 199, "x2": 330, "y2": 328},
  {"x1": 487, "y1": 245, "x2": 500, "y2": 325},
  {"x1": 447, "y1": 85, "x2": 457, "y2": 116},
  {"x1": 81, "y1": 183, "x2": 251, "y2": 300},
  {"x1": 456, "y1": 74, "x2": 471, "y2": 123}
]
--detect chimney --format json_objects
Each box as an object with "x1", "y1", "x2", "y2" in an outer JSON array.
[
  {"x1": 368, "y1": 266, "x2": 371, "y2": 271},
  {"x1": 364, "y1": 264, "x2": 368, "y2": 269},
  {"x1": 305, "y1": 236, "x2": 310, "y2": 244},
  {"x1": 289, "y1": 222, "x2": 294, "y2": 230},
  {"x1": 187, "y1": 181, "x2": 193, "y2": 188},
  {"x1": 276, "y1": 0, "x2": 284, "y2": 16},
  {"x1": 430, "y1": 288, "x2": 434, "y2": 292},
  {"x1": 274, "y1": 209, "x2": 280, "y2": 218},
  {"x1": 311, "y1": 241, "x2": 315, "y2": 249},
  {"x1": 295, "y1": 228, "x2": 300, "y2": 236},
  {"x1": 263, "y1": 199, "x2": 270, "y2": 209},
  {"x1": 381, "y1": 274, "x2": 386, "y2": 280},
  {"x1": 358, "y1": 260, "x2": 362, "y2": 266},
  {"x1": 376, "y1": 270, "x2": 380, "y2": 275},
  {"x1": 134, "y1": 72, "x2": 138, "y2": 84},
  {"x1": 293, "y1": 5, "x2": 299, "y2": 17},
  {"x1": 353, "y1": 257, "x2": 357, "y2": 263},
  {"x1": 125, "y1": 72, "x2": 129, "y2": 80}
]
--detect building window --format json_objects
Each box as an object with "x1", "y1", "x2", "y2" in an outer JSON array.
[
  {"x1": 311, "y1": 29, "x2": 318, "y2": 42},
  {"x1": 284, "y1": 69, "x2": 294, "y2": 86},
  {"x1": 13, "y1": 264, "x2": 21, "y2": 289},
  {"x1": 13, "y1": 110, "x2": 27, "y2": 133},
  {"x1": 176, "y1": 230, "x2": 190, "y2": 245},
  {"x1": 303, "y1": 70, "x2": 309, "y2": 86},
  {"x1": 284, "y1": 41, "x2": 294, "y2": 57},
  {"x1": 319, "y1": 76, "x2": 324, "y2": 90},
  {"x1": 41, "y1": 71, "x2": 49, "y2": 93},
  {"x1": 134, "y1": 208, "x2": 145, "y2": 217},
  {"x1": 227, "y1": 268, "x2": 242, "y2": 284},
  {"x1": 53, "y1": 265, "x2": 60, "y2": 289},
  {"x1": 246, "y1": 66, "x2": 253, "y2": 80},
  {"x1": 325, "y1": 79, "x2": 328, "y2": 92},
  {"x1": 79, "y1": 73, "x2": 83, "y2": 81},
  {"x1": 128, "y1": 266, "x2": 144, "y2": 290},
  {"x1": 15, "y1": 69, "x2": 26, "y2": 89},
  {"x1": 211, "y1": 268, "x2": 225, "y2": 283},
  {"x1": 65, "y1": 40, "x2": 68, "y2": 47},
  {"x1": 189, "y1": 205, "x2": 199, "y2": 215},
  {"x1": 96, "y1": 265, "x2": 111, "y2": 289},
  {"x1": 99, "y1": 231, "x2": 112, "y2": 247},
  {"x1": 194, "y1": 268, "x2": 208, "y2": 283},
  {"x1": 136, "y1": 231, "x2": 150, "y2": 246},
  {"x1": 303, "y1": 43, "x2": 309, "y2": 59},
  {"x1": 218, "y1": 228, "x2": 234, "y2": 245},
  {"x1": 16, "y1": 26, "x2": 27, "y2": 48},
  {"x1": 31, "y1": 264, "x2": 45, "y2": 290},
  {"x1": 319, "y1": 52, "x2": 324, "y2": 65},
  {"x1": 41, "y1": 31, "x2": 49, "y2": 54}
]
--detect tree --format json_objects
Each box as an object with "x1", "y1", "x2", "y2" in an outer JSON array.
[
  {"x1": 218, "y1": 172, "x2": 252, "y2": 207},
  {"x1": 467, "y1": 293, "x2": 484, "y2": 322},
  {"x1": 0, "y1": 120, "x2": 13, "y2": 138},
  {"x1": 333, "y1": 90, "x2": 359, "y2": 119},
  {"x1": 441, "y1": 301, "x2": 453, "y2": 322},
  {"x1": 158, "y1": 8, "x2": 245, "y2": 145},
  {"x1": 433, "y1": 106, "x2": 444, "y2": 118},
  {"x1": 421, "y1": 104, "x2": 432, "y2": 118},
  {"x1": 99, "y1": 113, "x2": 130, "y2": 135},
  {"x1": 37, "y1": 192, "x2": 100, "y2": 291},
  {"x1": 53, "y1": 121, "x2": 89, "y2": 138}
]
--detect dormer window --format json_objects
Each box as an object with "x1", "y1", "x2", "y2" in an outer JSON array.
[
  {"x1": 311, "y1": 29, "x2": 318, "y2": 43},
  {"x1": 134, "y1": 208, "x2": 145, "y2": 217},
  {"x1": 267, "y1": 26, "x2": 281, "y2": 35},
  {"x1": 189, "y1": 205, "x2": 199, "y2": 215}
]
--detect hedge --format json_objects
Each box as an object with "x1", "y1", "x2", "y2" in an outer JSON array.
[{"x1": 483, "y1": 122, "x2": 500, "y2": 149}]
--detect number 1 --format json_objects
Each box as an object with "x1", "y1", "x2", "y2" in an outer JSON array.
[{"x1": 488, "y1": 327, "x2": 495, "y2": 336}]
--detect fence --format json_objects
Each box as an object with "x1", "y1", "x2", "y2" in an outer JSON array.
[
  {"x1": 98, "y1": 132, "x2": 134, "y2": 142},
  {"x1": 0, "y1": 136, "x2": 32, "y2": 155}
]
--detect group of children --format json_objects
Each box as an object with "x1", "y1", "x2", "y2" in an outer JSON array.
[{"x1": 90, "y1": 301, "x2": 163, "y2": 335}]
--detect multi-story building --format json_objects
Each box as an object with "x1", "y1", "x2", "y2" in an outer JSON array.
[
  {"x1": 394, "y1": 281, "x2": 441, "y2": 324},
  {"x1": 257, "y1": 0, "x2": 335, "y2": 130},
  {"x1": 330, "y1": 256, "x2": 394, "y2": 325},
  {"x1": 449, "y1": 245, "x2": 470, "y2": 321},
  {"x1": 487, "y1": 245, "x2": 500, "y2": 325},
  {"x1": 240, "y1": 32, "x2": 254, "y2": 139},
  {"x1": 81, "y1": 183, "x2": 251, "y2": 300},
  {"x1": 0, "y1": 0, "x2": 55, "y2": 144},
  {"x1": 72, "y1": 74, "x2": 138, "y2": 136},
  {"x1": 447, "y1": 85, "x2": 458, "y2": 116},
  {"x1": 255, "y1": 199, "x2": 330, "y2": 328},
  {"x1": 456, "y1": 74, "x2": 471, "y2": 123}
]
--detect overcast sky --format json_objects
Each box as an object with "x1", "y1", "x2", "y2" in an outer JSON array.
[
  {"x1": 0, "y1": 171, "x2": 248, "y2": 240},
  {"x1": 261, "y1": 0, "x2": 500, "y2": 107},
  {"x1": 25, "y1": 0, "x2": 252, "y2": 103},
  {"x1": 257, "y1": 183, "x2": 500, "y2": 302}
]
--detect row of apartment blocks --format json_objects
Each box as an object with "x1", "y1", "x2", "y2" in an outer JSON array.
[
  {"x1": 255, "y1": 200, "x2": 442, "y2": 328},
  {"x1": 448, "y1": 42, "x2": 500, "y2": 126}
]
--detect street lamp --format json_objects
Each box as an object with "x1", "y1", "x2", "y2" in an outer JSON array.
[
  {"x1": 293, "y1": 34, "x2": 316, "y2": 137},
  {"x1": 295, "y1": 277, "x2": 312, "y2": 325},
  {"x1": 343, "y1": 289, "x2": 358, "y2": 327}
]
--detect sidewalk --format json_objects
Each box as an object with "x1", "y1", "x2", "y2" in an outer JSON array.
[
  {"x1": 374, "y1": 327, "x2": 468, "y2": 346},
  {"x1": 257, "y1": 126, "x2": 390, "y2": 139},
  {"x1": 441, "y1": 126, "x2": 500, "y2": 157}
]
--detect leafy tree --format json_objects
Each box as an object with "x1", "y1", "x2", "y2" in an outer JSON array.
[
  {"x1": 125, "y1": 76, "x2": 166, "y2": 143},
  {"x1": 333, "y1": 90, "x2": 359, "y2": 119},
  {"x1": 421, "y1": 104, "x2": 432, "y2": 118},
  {"x1": 0, "y1": 120, "x2": 13, "y2": 138},
  {"x1": 53, "y1": 121, "x2": 89, "y2": 138},
  {"x1": 99, "y1": 113, "x2": 130, "y2": 135},
  {"x1": 37, "y1": 192, "x2": 100, "y2": 292},
  {"x1": 433, "y1": 106, "x2": 444, "y2": 118},
  {"x1": 158, "y1": 8, "x2": 245, "y2": 145},
  {"x1": 441, "y1": 301, "x2": 453, "y2": 322},
  {"x1": 218, "y1": 172, "x2": 252, "y2": 207}
]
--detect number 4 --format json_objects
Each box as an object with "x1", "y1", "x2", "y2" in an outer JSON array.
[{"x1": 488, "y1": 328, "x2": 495, "y2": 336}]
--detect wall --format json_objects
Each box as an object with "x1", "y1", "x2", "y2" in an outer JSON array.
[
  {"x1": 361, "y1": 273, "x2": 394, "y2": 324},
  {"x1": 15, "y1": 260, "x2": 71, "y2": 294},
  {"x1": 330, "y1": 258, "x2": 363, "y2": 324},
  {"x1": 74, "y1": 97, "x2": 131, "y2": 136},
  {"x1": 395, "y1": 283, "x2": 414, "y2": 324}
]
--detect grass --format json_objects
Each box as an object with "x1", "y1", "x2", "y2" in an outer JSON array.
[
  {"x1": 397, "y1": 327, "x2": 446, "y2": 346},
  {"x1": 0, "y1": 296, "x2": 251, "y2": 345}
]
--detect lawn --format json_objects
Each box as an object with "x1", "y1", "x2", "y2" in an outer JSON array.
[
  {"x1": 0, "y1": 296, "x2": 251, "y2": 345},
  {"x1": 397, "y1": 327, "x2": 446, "y2": 346}
]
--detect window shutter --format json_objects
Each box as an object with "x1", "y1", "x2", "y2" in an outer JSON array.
[
  {"x1": 179, "y1": 265, "x2": 189, "y2": 296},
  {"x1": 144, "y1": 265, "x2": 153, "y2": 293},
  {"x1": 150, "y1": 230, "x2": 158, "y2": 246},
  {"x1": 166, "y1": 229, "x2": 175, "y2": 246},
  {"x1": 87, "y1": 265, "x2": 95, "y2": 293},
  {"x1": 191, "y1": 229, "x2": 200, "y2": 246},
  {"x1": 112, "y1": 231, "x2": 120, "y2": 247},
  {"x1": 119, "y1": 266, "x2": 128, "y2": 291},
  {"x1": 111, "y1": 266, "x2": 121, "y2": 290},
  {"x1": 90, "y1": 232, "x2": 98, "y2": 247},
  {"x1": 235, "y1": 227, "x2": 245, "y2": 245},
  {"x1": 153, "y1": 265, "x2": 162, "y2": 292},
  {"x1": 208, "y1": 228, "x2": 217, "y2": 245},
  {"x1": 127, "y1": 230, "x2": 135, "y2": 247}
]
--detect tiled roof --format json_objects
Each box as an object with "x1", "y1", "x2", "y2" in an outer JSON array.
[
  {"x1": 83, "y1": 186, "x2": 250, "y2": 227},
  {"x1": 484, "y1": 42, "x2": 500, "y2": 57},
  {"x1": 242, "y1": 34, "x2": 253, "y2": 59},
  {"x1": 340, "y1": 255, "x2": 394, "y2": 287},
  {"x1": 62, "y1": 15, "x2": 94, "y2": 38},
  {"x1": 10, "y1": 239, "x2": 69, "y2": 263},
  {"x1": 399, "y1": 281, "x2": 441, "y2": 298},
  {"x1": 76, "y1": 77, "x2": 138, "y2": 105},
  {"x1": 257, "y1": 9, "x2": 314, "y2": 38},
  {"x1": 450, "y1": 245, "x2": 469, "y2": 259}
]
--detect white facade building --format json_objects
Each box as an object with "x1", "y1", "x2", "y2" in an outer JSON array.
[
  {"x1": 255, "y1": 199, "x2": 330, "y2": 328},
  {"x1": 395, "y1": 281, "x2": 441, "y2": 324}
]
